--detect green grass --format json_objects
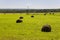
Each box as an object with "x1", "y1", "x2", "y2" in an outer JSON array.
[{"x1": 0, "y1": 13, "x2": 60, "y2": 40}]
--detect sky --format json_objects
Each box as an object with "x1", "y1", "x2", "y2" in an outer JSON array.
[{"x1": 0, "y1": 0, "x2": 60, "y2": 9}]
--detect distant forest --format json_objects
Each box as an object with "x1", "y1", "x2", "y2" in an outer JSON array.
[{"x1": 0, "y1": 9, "x2": 60, "y2": 13}]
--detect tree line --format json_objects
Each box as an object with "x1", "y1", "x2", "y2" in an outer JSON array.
[{"x1": 0, "y1": 9, "x2": 60, "y2": 13}]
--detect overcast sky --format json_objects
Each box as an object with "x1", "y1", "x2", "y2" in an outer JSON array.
[{"x1": 0, "y1": 0, "x2": 60, "y2": 9}]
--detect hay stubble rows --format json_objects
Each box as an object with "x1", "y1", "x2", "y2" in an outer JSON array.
[{"x1": 0, "y1": 13, "x2": 60, "y2": 40}]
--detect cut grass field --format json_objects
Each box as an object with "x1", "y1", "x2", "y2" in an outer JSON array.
[{"x1": 0, "y1": 13, "x2": 60, "y2": 40}]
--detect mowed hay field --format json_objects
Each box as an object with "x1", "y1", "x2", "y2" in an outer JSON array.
[{"x1": 0, "y1": 13, "x2": 60, "y2": 40}]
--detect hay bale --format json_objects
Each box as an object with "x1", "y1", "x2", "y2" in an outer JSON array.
[
  {"x1": 44, "y1": 13, "x2": 46, "y2": 15},
  {"x1": 19, "y1": 17, "x2": 23, "y2": 19},
  {"x1": 31, "y1": 15, "x2": 34, "y2": 18},
  {"x1": 49, "y1": 13, "x2": 51, "y2": 15},
  {"x1": 16, "y1": 19, "x2": 23, "y2": 23},
  {"x1": 41, "y1": 24, "x2": 51, "y2": 32},
  {"x1": 53, "y1": 13, "x2": 54, "y2": 15}
]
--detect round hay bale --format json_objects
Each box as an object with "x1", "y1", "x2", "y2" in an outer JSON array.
[
  {"x1": 16, "y1": 19, "x2": 23, "y2": 23},
  {"x1": 53, "y1": 13, "x2": 54, "y2": 15},
  {"x1": 49, "y1": 13, "x2": 51, "y2": 15},
  {"x1": 19, "y1": 17, "x2": 23, "y2": 19},
  {"x1": 44, "y1": 13, "x2": 46, "y2": 15},
  {"x1": 31, "y1": 15, "x2": 34, "y2": 18},
  {"x1": 41, "y1": 24, "x2": 51, "y2": 32}
]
